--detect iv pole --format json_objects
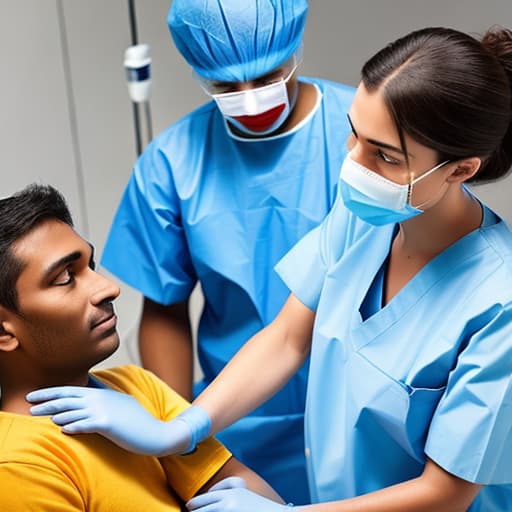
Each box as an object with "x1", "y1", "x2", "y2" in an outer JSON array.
[{"x1": 126, "y1": 0, "x2": 153, "y2": 156}]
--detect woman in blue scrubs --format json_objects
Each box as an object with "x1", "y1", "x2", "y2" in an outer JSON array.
[{"x1": 29, "y1": 25, "x2": 512, "y2": 510}]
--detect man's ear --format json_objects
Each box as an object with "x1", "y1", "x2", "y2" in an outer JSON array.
[
  {"x1": 446, "y1": 157, "x2": 482, "y2": 183},
  {"x1": 0, "y1": 308, "x2": 19, "y2": 352}
]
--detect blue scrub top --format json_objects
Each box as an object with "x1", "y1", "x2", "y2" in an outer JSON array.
[
  {"x1": 276, "y1": 190, "x2": 512, "y2": 510},
  {"x1": 101, "y1": 77, "x2": 355, "y2": 505}
]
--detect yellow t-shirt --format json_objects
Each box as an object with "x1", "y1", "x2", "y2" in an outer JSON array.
[{"x1": 0, "y1": 365, "x2": 231, "y2": 511}]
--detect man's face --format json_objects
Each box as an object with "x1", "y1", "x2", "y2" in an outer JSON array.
[{"x1": 8, "y1": 219, "x2": 120, "y2": 380}]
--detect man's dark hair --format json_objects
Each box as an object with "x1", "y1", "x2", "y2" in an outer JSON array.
[{"x1": 0, "y1": 184, "x2": 73, "y2": 312}]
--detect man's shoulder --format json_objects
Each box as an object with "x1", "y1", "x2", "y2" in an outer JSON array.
[
  {"x1": 155, "y1": 101, "x2": 218, "y2": 144},
  {"x1": 91, "y1": 365, "x2": 183, "y2": 402},
  {"x1": 91, "y1": 364, "x2": 155, "y2": 393},
  {"x1": 0, "y1": 410, "x2": 73, "y2": 466},
  {"x1": 91, "y1": 365, "x2": 191, "y2": 421},
  {"x1": 301, "y1": 76, "x2": 356, "y2": 101}
]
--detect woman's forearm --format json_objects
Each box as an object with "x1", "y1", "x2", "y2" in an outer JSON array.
[
  {"x1": 298, "y1": 459, "x2": 481, "y2": 512},
  {"x1": 194, "y1": 294, "x2": 315, "y2": 433}
]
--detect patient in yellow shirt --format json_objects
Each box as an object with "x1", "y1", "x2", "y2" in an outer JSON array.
[{"x1": 0, "y1": 184, "x2": 283, "y2": 511}]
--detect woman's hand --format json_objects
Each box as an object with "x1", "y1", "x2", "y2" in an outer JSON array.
[
  {"x1": 188, "y1": 478, "x2": 294, "y2": 512},
  {"x1": 27, "y1": 386, "x2": 201, "y2": 456}
]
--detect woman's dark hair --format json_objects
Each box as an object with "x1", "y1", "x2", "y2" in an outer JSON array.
[
  {"x1": 0, "y1": 184, "x2": 73, "y2": 312},
  {"x1": 361, "y1": 26, "x2": 512, "y2": 183}
]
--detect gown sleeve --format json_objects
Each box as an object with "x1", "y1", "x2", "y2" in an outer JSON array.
[
  {"x1": 100, "y1": 139, "x2": 196, "y2": 305},
  {"x1": 275, "y1": 190, "x2": 361, "y2": 311},
  {"x1": 425, "y1": 302, "x2": 512, "y2": 484}
]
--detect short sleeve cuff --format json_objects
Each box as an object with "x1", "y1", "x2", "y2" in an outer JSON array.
[{"x1": 275, "y1": 224, "x2": 327, "y2": 312}]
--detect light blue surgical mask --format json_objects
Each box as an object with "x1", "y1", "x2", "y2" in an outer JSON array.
[{"x1": 340, "y1": 155, "x2": 450, "y2": 226}]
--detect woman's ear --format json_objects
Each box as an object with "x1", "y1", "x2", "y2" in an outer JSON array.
[
  {"x1": 446, "y1": 157, "x2": 481, "y2": 183},
  {"x1": 0, "y1": 310, "x2": 19, "y2": 352}
]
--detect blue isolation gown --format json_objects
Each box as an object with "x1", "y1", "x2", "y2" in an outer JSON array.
[
  {"x1": 276, "y1": 189, "x2": 512, "y2": 510},
  {"x1": 101, "y1": 78, "x2": 355, "y2": 504}
]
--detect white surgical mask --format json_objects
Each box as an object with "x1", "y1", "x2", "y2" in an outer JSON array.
[
  {"x1": 209, "y1": 64, "x2": 298, "y2": 136},
  {"x1": 340, "y1": 155, "x2": 450, "y2": 226}
]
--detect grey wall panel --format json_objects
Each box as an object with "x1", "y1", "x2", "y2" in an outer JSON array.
[
  {"x1": 0, "y1": 0, "x2": 84, "y2": 231},
  {"x1": 60, "y1": 0, "x2": 135, "y2": 247},
  {"x1": 303, "y1": 0, "x2": 512, "y2": 86}
]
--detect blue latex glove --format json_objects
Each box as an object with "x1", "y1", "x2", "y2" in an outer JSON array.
[
  {"x1": 187, "y1": 480, "x2": 294, "y2": 512},
  {"x1": 207, "y1": 476, "x2": 247, "y2": 492},
  {"x1": 26, "y1": 386, "x2": 211, "y2": 456}
]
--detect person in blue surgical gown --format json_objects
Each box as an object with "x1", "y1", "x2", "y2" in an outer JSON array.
[
  {"x1": 97, "y1": 0, "x2": 354, "y2": 504},
  {"x1": 29, "y1": 25, "x2": 512, "y2": 511}
]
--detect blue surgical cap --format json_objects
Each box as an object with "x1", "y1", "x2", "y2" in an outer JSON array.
[{"x1": 167, "y1": 0, "x2": 308, "y2": 82}]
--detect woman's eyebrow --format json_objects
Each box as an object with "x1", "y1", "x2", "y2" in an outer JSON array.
[{"x1": 346, "y1": 113, "x2": 409, "y2": 156}]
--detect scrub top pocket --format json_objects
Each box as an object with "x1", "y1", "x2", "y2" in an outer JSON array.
[
  {"x1": 348, "y1": 351, "x2": 445, "y2": 464},
  {"x1": 403, "y1": 384, "x2": 446, "y2": 461}
]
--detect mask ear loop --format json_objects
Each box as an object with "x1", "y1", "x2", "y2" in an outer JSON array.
[
  {"x1": 407, "y1": 159, "x2": 452, "y2": 207},
  {"x1": 406, "y1": 169, "x2": 415, "y2": 204}
]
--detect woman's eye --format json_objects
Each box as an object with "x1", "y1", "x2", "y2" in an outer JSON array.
[
  {"x1": 377, "y1": 149, "x2": 400, "y2": 165},
  {"x1": 54, "y1": 268, "x2": 74, "y2": 286}
]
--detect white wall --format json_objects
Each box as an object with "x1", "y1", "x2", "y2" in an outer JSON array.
[{"x1": 2, "y1": 0, "x2": 512, "y2": 369}]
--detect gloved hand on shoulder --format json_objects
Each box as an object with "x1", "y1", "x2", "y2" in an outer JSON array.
[{"x1": 26, "y1": 386, "x2": 211, "y2": 456}]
